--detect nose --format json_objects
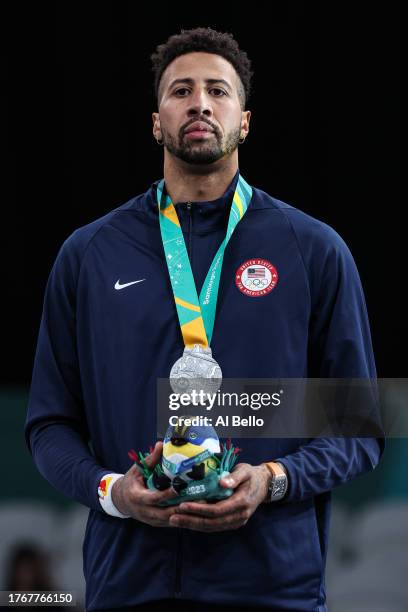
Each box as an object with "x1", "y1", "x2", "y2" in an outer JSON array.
[{"x1": 186, "y1": 88, "x2": 213, "y2": 118}]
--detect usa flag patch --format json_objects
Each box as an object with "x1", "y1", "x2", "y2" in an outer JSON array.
[{"x1": 235, "y1": 259, "x2": 278, "y2": 297}]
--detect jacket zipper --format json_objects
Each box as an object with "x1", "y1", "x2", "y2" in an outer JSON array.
[
  {"x1": 174, "y1": 201, "x2": 192, "y2": 597},
  {"x1": 174, "y1": 528, "x2": 183, "y2": 596},
  {"x1": 187, "y1": 202, "x2": 192, "y2": 261}
]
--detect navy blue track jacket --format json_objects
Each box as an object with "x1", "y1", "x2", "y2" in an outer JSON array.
[{"x1": 25, "y1": 169, "x2": 384, "y2": 611}]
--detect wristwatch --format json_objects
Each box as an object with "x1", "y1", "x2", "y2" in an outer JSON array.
[{"x1": 263, "y1": 461, "x2": 288, "y2": 502}]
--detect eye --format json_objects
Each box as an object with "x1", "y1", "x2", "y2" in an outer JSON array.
[
  {"x1": 173, "y1": 87, "x2": 227, "y2": 97},
  {"x1": 174, "y1": 88, "x2": 190, "y2": 96},
  {"x1": 210, "y1": 88, "x2": 227, "y2": 96}
]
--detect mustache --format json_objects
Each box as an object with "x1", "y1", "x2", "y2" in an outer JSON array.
[{"x1": 180, "y1": 118, "x2": 218, "y2": 136}]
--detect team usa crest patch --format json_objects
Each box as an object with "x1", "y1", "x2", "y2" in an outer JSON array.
[{"x1": 235, "y1": 259, "x2": 278, "y2": 297}]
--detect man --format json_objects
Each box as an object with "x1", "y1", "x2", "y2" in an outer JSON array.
[{"x1": 25, "y1": 27, "x2": 384, "y2": 612}]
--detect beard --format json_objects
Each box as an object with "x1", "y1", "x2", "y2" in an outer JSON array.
[{"x1": 161, "y1": 124, "x2": 241, "y2": 165}]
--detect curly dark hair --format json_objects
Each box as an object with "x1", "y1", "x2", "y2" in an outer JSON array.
[{"x1": 151, "y1": 27, "x2": 253, "y2": 109}]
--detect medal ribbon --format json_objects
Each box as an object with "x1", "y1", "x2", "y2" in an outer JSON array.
[{"x1": 157, "y1": 174, "x2": 253, "y2": 348}]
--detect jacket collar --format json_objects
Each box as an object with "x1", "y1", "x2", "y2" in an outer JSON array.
[{"x1": 142, "y1": 169, "x2": 241, "y2": 234}]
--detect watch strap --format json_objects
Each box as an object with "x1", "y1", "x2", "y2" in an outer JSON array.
[{"x1": 264, "y1": 461, "x2": 288, "y2": 502}]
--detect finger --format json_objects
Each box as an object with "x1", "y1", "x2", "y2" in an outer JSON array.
[
  {"x1": 176, "y1": 493, "x2": 247, "y2": 518},
  {"x1": 219, "y1": 464, "x2": 251, "y2": 489},
  {"x1": 176, "y1": 478, "x2": 250, "y2": 517},
  {"x1": 169, "y1": 510, "x2": 248, "y2": 532},
  {"x1": 140, "y1": 504, "x2": 180, "y2": 527},
  {"x1": 138, "y1": 483, "x2": 179, "y2": 506}
]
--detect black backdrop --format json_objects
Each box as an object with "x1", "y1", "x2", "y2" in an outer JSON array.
[{"x1": 2, "y1": 2, "x2": 406, "y2": 385}]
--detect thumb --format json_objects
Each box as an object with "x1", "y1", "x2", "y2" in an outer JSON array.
[
  {"x1": 220, "y1": 465, "x2": 248, "y2": 489},
  {"x1": 144, "y1": 440, "x2": 163, "y2": 469}
]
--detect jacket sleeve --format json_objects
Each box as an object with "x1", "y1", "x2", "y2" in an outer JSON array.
[
  {"x1": 275, "y1": 221, "x2": 385, "y2": 502},
  {"x1": 24, "y1": 234, "x2": 111, "y2": 511}
]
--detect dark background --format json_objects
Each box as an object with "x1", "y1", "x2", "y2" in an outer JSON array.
[{"x1": 2, "y1": 2, "x2": 406, "y2": 386}]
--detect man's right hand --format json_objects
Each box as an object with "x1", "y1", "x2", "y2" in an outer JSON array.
[{"x1": 111, "y1": 441, "x2": 180, "y2": 527}]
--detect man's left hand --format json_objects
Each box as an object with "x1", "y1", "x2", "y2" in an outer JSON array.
[{"x1": 168, "y1": 462, "x2": 271, "y2": 532}]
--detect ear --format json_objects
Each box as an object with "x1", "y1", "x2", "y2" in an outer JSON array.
[
  {"x1": 152, "y1": 112, "x2": 162, "y2": 140},
  {"x1": 241, "y1": 110, "x2": 251, "y2": 139}
]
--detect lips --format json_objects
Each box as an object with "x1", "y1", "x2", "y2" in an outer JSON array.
[{"x1": 184, "y1": 121, "x2": 214, "y2": 134}]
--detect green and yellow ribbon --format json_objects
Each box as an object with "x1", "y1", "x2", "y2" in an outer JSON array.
[{"x1": 157, "y1": 174, "x2": 253, "y2": 348}]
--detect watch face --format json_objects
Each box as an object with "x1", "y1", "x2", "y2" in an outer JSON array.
[
  {"x1": 272, "y1": 481, "x2": 285, "y2": 497},
  {"x1": 270, "y1": 474, "x2": 287, "y2": 500}
]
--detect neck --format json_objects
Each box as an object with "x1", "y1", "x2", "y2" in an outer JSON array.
[{"x1": 163, "y1": 152, "x2": 239, "y2": 203}]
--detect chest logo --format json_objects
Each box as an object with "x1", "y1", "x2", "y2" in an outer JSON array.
[
  {"x1": 114, "y1": 279, "x2": 146, "y2": 290},
  {"x1": 235, "y1": 259, "x2": 278, "y2": 297}
]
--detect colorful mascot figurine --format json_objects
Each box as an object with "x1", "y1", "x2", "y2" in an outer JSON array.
[{"x1": 128, "y1": 419, "x2": 241, "y2": 506}]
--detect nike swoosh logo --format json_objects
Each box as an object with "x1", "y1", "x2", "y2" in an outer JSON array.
[{"x1": 114, "y1": 279, "x2": 146, "y2": 290}]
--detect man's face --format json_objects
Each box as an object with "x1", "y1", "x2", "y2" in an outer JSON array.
[{"x1": 152, "y1": 52, "x2": 250, "y2": 165}]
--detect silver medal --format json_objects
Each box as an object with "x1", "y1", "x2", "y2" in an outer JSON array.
[{"x1": 170, "y1": 344, "x2": 222, "y2": 397}]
